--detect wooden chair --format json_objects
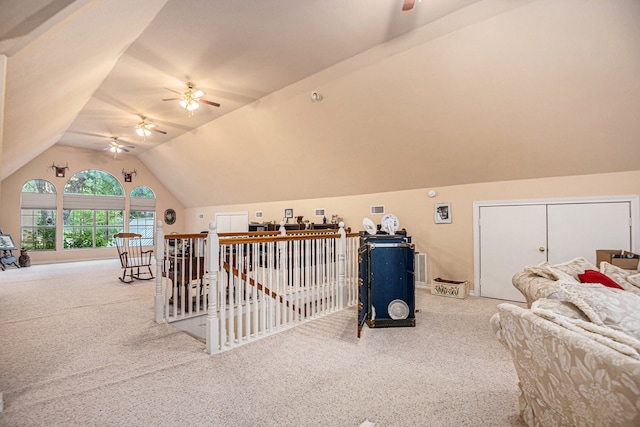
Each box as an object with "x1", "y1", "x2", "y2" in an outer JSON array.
[{"x1": 114, "y1": 233, "x2": 154, "y2": 283}]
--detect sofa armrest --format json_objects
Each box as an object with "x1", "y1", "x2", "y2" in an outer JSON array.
[
  {"x1": 512, "y1": 271, "x2": 561, "y2": 308},
  {"x1": 494, "y1": 303, "x2": 640, "y2": 427}
]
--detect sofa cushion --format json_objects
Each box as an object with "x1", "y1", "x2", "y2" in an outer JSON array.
[
  {"x1": 629, "y1": 273, "x2": 640, "y2": 288},
  {"x1": 600, "y1": 261, "x2": 640, "y2": 293},
  {"x1": 551, "y1": 257, "x2": 598, "y2": 280},
  {"x1": 524, "y1": 263, "x2": 577, "y2": 282},
  {"x1": 524, "y1": 257, "x2": 596, "y2": 282},
  {"x1": 578, "y1": 270, "x2": 624, "y2": 290}
]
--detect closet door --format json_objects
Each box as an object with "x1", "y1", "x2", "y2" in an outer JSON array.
[
  {"x1": 547, "y1": 202, "x2": 632, "y2": 265},
  {"x1": 479, "y1": 205, "x2": 547, "y2": 302},
  {"x1": 215, "y1": 212, "x2": 249, "y2": 233}
]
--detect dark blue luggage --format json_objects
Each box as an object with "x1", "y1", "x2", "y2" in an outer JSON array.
[{"x1": 358, "y1": 232, "x2": 416, "y2": 337}]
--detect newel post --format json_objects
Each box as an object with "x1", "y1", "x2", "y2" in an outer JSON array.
[
  {"x1": 337, "y1": 222, "x2": 346, "y2": 309},
  {"x1": 154, "y1": 221, "x2": 165, "y2": 323},
  {"x1": 206, "y1": 221, "x2": 221, "y2": 354}
]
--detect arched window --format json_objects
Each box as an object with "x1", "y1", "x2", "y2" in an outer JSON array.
[
  {"x1": 129, "y1": 186, "x2": 156, "y2": 246},
  {"x1": 20, "y1": 179, "x2": 57, "y2": 250},
  {"x1": 62, "y1": 170, "x2": 125, "y2": 249}
]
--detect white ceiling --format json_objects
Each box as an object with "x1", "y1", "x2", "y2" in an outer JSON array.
[
  {"x1": 2, "y1": 0, "x2": 640, "y2": 208},
  {"x1": 1, "y1": 0, "x2": 479, "y2": 175}
]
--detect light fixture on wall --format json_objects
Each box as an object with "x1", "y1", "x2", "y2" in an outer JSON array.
[
  {"x1": 122, "y1": 168, "x2": 137, "y2": 183},
  {"x1": 51, "y1": 162, "x2": 69, "y2": 178},
  {"x1": 311, "y1": 91, "x2": 323, "y2": 102}
]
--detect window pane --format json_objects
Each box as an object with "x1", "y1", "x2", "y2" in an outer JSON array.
[
  {"x1": 63, "y1": 227, "x2": 94, "y2": 249},
  {"x1": 64, "y1": 170, "x2": 123, "y2": 196},
  {"x1": 108, "y1": 210, "x2": 124, "y2": 225},
  {"x1": 22, "y1": 179, "x2": 56, "y2": 194},
  {"x1": 20, "y1": 209, "x2": 56, "y2": 251},
  {"x1": 97, "y1": 227, "x2": 122, "y2": 248},
  {"x1": 64, "y1": 209, "x2": 94, "y2": 226},
  {"x1": 130, "y1": 186, "x2": 155, "y2": 198},
  {"x1": 21, "y1": 181, "x2": 57, "y2": 252},
  {"x1": 130, "y1": 211, "x2": 155, "y2": 246}
]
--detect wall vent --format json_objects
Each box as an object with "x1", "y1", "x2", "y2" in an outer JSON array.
[
  {"x1": 415, "y1": 253, "x2": 427, "y2": 286},
  {"x1": 314, "y1": 208, "x2": 326, "y2": 217},
  {"x1": 255, "y1": 211, "x2": 263, "y2": 218},
  {"x1": 370, "y1": 205, "x2": 385, "y2": 215}
]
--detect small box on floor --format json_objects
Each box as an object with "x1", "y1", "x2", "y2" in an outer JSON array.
[
  {"x1": 431, "y1": 278, "x2": 469, "y2": 299},
  {"x1": 596, "y1": 250, "x2": 639, "y2": 270}
]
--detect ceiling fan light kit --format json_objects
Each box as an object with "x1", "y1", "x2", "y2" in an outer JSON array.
[
  {"x1": 135, "y1": 124, "x2": 152, "y2": 137},
  {"x1": 163, "y1": 82, "x2": 221, "y2": 116},
  {"x1": 105, "y1": 138, "x2": 135, "y2": 159},
  {"x1": 180, "y1": 82, "x2": 204, "y2": 113},
  {"x1": 133, "y1": 117, "x2": 166, "y2": 140}
]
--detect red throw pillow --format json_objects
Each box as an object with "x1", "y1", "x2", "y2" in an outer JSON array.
[{"x1": 578, "y1": 270, "x2": 624, "y2": 290}]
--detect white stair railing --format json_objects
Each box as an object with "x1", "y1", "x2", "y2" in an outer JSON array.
[{"x1": 154, "y1": 221, "x2": 359, "y2": 354}]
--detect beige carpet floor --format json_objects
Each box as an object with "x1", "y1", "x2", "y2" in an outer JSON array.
[{"x1": 0, "y1": 259, "x2": 526, "y2": 426}]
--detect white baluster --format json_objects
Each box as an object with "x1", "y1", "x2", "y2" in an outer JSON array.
[
  {"x1": 154, "y1": 221, "x2": 165, "y2": 323},
  {"x1": 338, "y1": 222, "x2": 346, "y2": 310},
  {"x1": 206, "y1": 221, "x2": 221, "y2": 354},
  {"x1": 252, "y1": 242, "x2": 259, "y2": 338}
]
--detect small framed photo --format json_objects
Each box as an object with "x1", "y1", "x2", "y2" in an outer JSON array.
[
  {"x1": 284, "y1": 208, "x2": 293, "y2": 218},
  {"x1": 0, "y1": 234, "x2": 17, "y2": 250},
  {"x1": 123, "y1": 173, "x2": 133, "y2": 183},
  {"x1": 434, "y1": 203, "x2": 452, "y2": 224},
  {"x1": 55, "y1": 167, "x2": 66, "y2": 178}
]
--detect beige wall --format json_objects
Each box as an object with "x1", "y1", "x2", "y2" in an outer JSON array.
[
  {"x1": 185, "y1": 170, "x2": 640, "y2": 292},
  {"x1": 0, "y1": 145, "x2": 184, "y2": 264}
]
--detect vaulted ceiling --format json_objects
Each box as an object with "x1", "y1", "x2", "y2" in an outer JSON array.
[{"x1": 2, "y1": 0, "x2": 640, "y2": 207}]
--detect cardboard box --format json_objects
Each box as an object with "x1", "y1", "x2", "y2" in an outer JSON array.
[
  {"x1": 596, "y1": 250, "x2": 639, "y2": 270},
  {"x1": 431, "y1": 278, "x2": 469, "y2": 299}
]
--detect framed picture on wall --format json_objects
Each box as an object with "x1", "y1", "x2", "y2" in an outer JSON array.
[
  {"x1": 435, "y1": 203, "x2": 452, "y2": 224},
  {"x1": 0, "y1": 234, "x2": 17, "y2": 250},
  {"x1": 284, "y1": 208, "x2": 293, "y2": 218}
]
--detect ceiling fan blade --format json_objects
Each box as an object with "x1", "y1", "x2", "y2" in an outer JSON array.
[
  {"x1": 162, "y1": 97, "x2": 181, "y2": 101},
  {"x1": 402, "y1": 0, "x2": 415, "y2": 11},
  {"x1": 151, "y1": 128, "x2": 167, "y2": 134},
  {"x1": 201, "y1": 99, "x2": 221, "y2": 107}
]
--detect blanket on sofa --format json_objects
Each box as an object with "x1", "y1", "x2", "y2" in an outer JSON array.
[{"x1": 531, "y1": 281, "x2": 640, "y2": 359}]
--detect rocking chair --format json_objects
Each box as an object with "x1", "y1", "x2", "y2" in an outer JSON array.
[{"x1": 114, "y1": 233, "x2": 154, "y2": 283}]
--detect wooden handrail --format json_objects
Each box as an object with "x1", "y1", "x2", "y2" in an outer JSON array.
[{"x1": 163, "y1": 230, "x2": 360, "y2": 245}]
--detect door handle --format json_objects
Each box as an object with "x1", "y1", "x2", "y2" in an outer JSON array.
[{"x1": 539, "y1": 247, "x2": 546, "y2": 252}]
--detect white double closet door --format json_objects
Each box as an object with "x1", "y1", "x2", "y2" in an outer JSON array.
[{"x1": 477, "y1": 198, "x2": 635, "y2": 302}]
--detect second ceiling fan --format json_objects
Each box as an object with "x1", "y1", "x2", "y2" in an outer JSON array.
[
  {"x1": 135, "y1": 116, "x2": 167, "y2": 141},
  {"x1": 162, "y1": 82, "x2": 220, "y2": 115}
]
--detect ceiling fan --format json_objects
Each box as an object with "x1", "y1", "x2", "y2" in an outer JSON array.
[
  {"x1": 104, "y1": 137, "x2": 135, "y2": 158},
  {"x1": 162, "y1": 82, "x2": 220, "y2": 115},
  {"x1": 135, "y1": 116, "x2": 167, "y2": 141}
]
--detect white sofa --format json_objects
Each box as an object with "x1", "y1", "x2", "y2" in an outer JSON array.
[{"x1": 493, "y1": 259, "x2": 640, "y2": 426}]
